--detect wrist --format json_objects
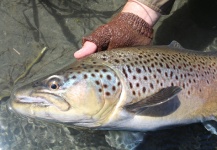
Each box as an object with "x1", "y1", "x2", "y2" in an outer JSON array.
[{"x1": 122, "y1": 0, "x2": 160, "y2": 26}]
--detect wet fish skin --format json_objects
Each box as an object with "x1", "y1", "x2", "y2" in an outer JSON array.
[{"x1": 9, "y1": 42, "x2": 217, "y2": 132}]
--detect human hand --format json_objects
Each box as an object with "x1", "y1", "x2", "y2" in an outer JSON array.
[
  {"x1": 74, "y1": 0, "x2": 160, "y2": 59},
  {"x1": 74, "y1": 13, "x2": 153, "y2": 59}
]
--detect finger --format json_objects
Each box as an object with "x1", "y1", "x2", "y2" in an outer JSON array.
[{"x1": 74, "y1": 41, "x2": 97, "y2": 59}]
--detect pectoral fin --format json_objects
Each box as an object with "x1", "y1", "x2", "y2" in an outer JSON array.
[{"x1": 125, "y1": 86, "x2": 182, "y2": 113}]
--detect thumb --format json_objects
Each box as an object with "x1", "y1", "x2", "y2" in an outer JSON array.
[{"x1": 74, "y1": 41, "x2": 97, "y2": 59}]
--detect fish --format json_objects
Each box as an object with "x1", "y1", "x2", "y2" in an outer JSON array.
[{"x1": 9, "y1": 41, "x2": 217, "y2": 134}]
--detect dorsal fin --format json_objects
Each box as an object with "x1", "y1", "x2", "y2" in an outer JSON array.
[
  {"x1": 168, "y1": 41, "x2": 184, "y2": 49},
  {"x1": 124, "y1": 86, "x2": 182, "y2": 114}
]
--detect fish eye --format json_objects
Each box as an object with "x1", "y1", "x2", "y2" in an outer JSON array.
[{"x1": 48, "y1": 80, "x2": 60, "y2": 90}]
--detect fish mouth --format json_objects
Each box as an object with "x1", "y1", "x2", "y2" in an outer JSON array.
[
  {"x1": 10, "y1": 84, "x2": 70, "y2": 112},
  {"x1": 16, "y1": 96, "x2": 52, "y2": 107},
  {"x1": 12, "y1": 91, "x2": 70, "y2": 111}
]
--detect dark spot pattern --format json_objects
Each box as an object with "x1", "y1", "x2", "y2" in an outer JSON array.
[
  {"x1": 67, "y1": 48, "x2": 217, "y2": 101},
  {"x1": 64, "y1": 62, "x2": 122, "y2": 99}
]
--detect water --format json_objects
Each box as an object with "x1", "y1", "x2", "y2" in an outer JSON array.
[{"x1": 0, "y1": 0, "x2": 217, "y2": 149}]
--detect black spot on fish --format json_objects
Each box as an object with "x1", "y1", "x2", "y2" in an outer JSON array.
[
  {"x1": 99, "y1": 89, "x2": 102, "y2": 92},
  {"x1": 127, "y1": 65, "x2": 132, "y2": 73},
  {"x1": 95, "y1": 81, "x2": 100, "y2": 85},
  {"x1": 148, "y1": 67, "x2": 152, "y2": 73},
  {"x1": 154, "y1": 57, "x2": 158, "y2": 61},
  {"x1": 188, "y1": 91, "x2": 190, "y2": 95},
  {"x1": 170, "y1": 71, "x2": 173, "y2": 77},
  {"x1": 103, "y1": 84, "x2": 108, "y2": 88},
  {"x1": 189, "y1": 79, "x2": 191, "y2": 83},
  {"x1": 107, "y1": 75, "x2": 111, "y2": 80},
  {"x1": 150, "y1": 83, "x2": 154, "y2": 89},
  {"x1": 165, "y1": 72, "x2": 168, "y2": 77},
  {"x1": 83, "y1": 74, "x2": 88, "y2": 79},
  {"x1": 159, "y1": 63, "x2": 163, "y2": 67},
  {"x1": 102, "y1": 69, "x2": 107, "y2": 72},
  {"x1": 166, "y1": 63, "x2": 170, "y2": 69},
  {"x1": 91, "y1": 74, "x2": 95, "y2": 77},
  {"x1": 112, "y1": 86, "x2": 116, "y2": 91},
  {"x1": 122, "y1": 68, "x2": 128, "y2": 78},
  {"x1": 160, "y1": 58, "x2": 164, "y2": 62},
  {"x1": 183, "y1": 83, "x2": 185, "y2": 89},
  {"x1": 136, "y1": 68, "x2": 141, "y2": 73},
  {"x1": 142, "y1": 66, "x2": 147, "y2": 72},
  {"x1": 114, "y1": 59, "x2": 120, "y2": 63},
  {"x1": 129, "y1": 82, "x2": 133, "y2": 89},
  {"x1": 106, "y1": 92, "x2": 110, "y2": 96},
  {"x1": 157, "y1": 69, "x2": 161, "y2": 74},
  {"x1": 132, "y1": 91, "x2": 136, "y2": 95},
  {"x1": 143, "y1": 76, "x2": 148, "y2": 80},
  {"x1": 136, "y1": 83, "x2": 140, "y2": 87},
  {"x1": 155, "y1": 62, "x2": 158, "y2": 65},
  {"x1": 142, "y1": 87, "x2": 146, "y2": 93},
  {"x1": 133, "y1": 75, "x2": 136, "y2": 80},
  {"x1": 175, "y1": 75, "x2": 178, "y2": 80}
]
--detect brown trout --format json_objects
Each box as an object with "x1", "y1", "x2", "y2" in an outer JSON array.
[{"x1": 9, "y1": 41, "x2": 217, "y2": 133}]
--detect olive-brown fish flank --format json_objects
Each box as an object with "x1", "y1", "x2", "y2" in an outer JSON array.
[{"x1": 89, "y1": 46, "x2": 217, "y2": 104}]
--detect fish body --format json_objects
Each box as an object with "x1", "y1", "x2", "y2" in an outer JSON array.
[{"x1": 9, "y1": 42, "x2": 217, "y2": 132}]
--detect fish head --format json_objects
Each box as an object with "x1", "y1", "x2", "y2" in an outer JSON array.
[{"x1": 9, "y1": 63, "x2": 122, "y2": 128}]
